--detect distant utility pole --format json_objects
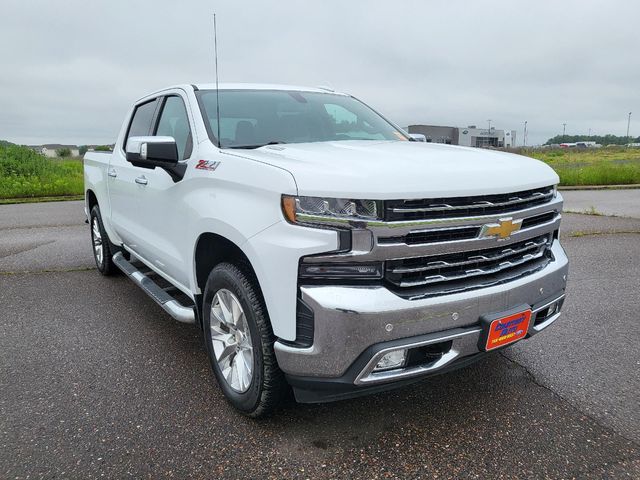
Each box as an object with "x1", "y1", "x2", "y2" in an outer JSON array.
[
  {"x1": 562, "y1": 123, "x2": 567, "y2": 141},
  {"x1": 627, "y1": 112, "x2": 632, "y2": 145},
  {"x1": 523, "y1": 121, "x2": 528, "y2": 147},
  {"x1": 487, "y1": 119, "x2": 492, "y2": 132},
  {"x1": 588, "y1": 128, "x2": 591, "y2": 138}
]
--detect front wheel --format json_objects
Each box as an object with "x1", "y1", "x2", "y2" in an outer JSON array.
[{"x1": 202, "y1": 263, "x2": 288, "y2": 417}]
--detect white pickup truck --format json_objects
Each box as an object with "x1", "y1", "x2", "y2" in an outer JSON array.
[{"x1": 84, "y1": 83, "x2": 568, "y2": 416}]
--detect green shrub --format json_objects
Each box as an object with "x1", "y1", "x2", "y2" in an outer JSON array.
[
  {"x1": 0, "y1": 144, "x2": 83, "y2": 199},
  {"x1": 55, "y1": 147, "x2": 72, "y2": 157}
]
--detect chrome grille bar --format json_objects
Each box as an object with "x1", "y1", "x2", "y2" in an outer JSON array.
[
  {"x1": 388, "y1": 237, "x2": 548, "y2": 274},
  {"x1": 390, "y1": 191, "x2": 553, "y2": 214},
  {"x1": 395, "y1": 248, "x2": 547, "y2": 288},
  {"x1": 404, "y1": 260, "x2": 550, "y2": 300},
  {"x1": 384, "y1": 185, "x2": 556, "y2": 222}
]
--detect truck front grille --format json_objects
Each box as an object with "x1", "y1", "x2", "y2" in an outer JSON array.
[
  {"x1": 300, "y1": 184, "x2": 561, "y2": 300},
  {"x1": 385, "y1": 234, "x2": 553, "y2": 297},
  {"x1": 385, "y1": 185, "x2": 554, "y2": 222}
]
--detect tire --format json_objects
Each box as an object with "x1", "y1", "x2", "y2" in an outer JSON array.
[
  {"x1": 89, "y1": 205, "x2": 116, "y2": 275},
  {"x1": 202, "y1": 262, "x2": 288, "y2": 417}
]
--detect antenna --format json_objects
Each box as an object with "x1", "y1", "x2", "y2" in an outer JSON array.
[{"x1": 213, "y1": 14, "x2": 221, "y2": 148}]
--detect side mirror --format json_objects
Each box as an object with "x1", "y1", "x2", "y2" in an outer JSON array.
[
  {"x1": 408, "y1": 133, "x2": 427, "y2": 142},
  {"x1": 126, "y1": 136, "x2": 179, "y2": 168},
  {"x1": 125, "y1": 136, "x2": 186, "y2": 182}
]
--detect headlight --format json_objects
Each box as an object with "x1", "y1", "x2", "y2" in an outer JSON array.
[
  {"x1": 282, "y1": 195, "x2": 381, "y2": 227},
  {"x1": 299, "y1": 263, "x2": 383, "y2": 280}
]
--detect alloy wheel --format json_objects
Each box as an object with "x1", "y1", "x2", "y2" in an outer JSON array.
[
  {"x1": 91, "y1": 217, "x2": 104, "y2": 267},
  {"x1": 210, "y1": 289, "x2": 254, "y2": 393}
]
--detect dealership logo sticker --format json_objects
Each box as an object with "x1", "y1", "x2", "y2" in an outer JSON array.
[
  {"x1": 493, "y1": 316, "x2": 525, "y2": 337},
  {"x1": 195, "y1": 160, "x2": 221, "y2": 171},
  {"x1": 485, "y1": 310, "x2": 532, "y2": 350}
]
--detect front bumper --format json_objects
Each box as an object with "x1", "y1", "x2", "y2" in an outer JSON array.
[{"x1": 274, "y1": 240, "x2": 568, "y2": 402}]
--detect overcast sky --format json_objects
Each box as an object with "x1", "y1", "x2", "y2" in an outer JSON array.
[{"x1": 1, "y1": 0, "x2": 638, "y2": 146}]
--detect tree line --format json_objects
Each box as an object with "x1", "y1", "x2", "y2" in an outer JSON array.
[{"x1": 545, "y1": 134, "x2": 639, "y2": 145}]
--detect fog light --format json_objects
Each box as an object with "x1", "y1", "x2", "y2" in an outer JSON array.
[
  {"x1": 548, "y1": 302, "x2": 559, "y2": 316},
  {"x1": 373, "y1": 349, "x2": 407, "y2": 372}
]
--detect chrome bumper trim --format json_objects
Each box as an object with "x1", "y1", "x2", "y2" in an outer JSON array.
[
  {"x1": 354, "y1": 327, "x2": 481, "y2": 385},
  {"x1": 275, "y1": 241, "x2": 569, "y2": 378},
  {"x1": 354, "y1": 291, "x2": 566, "y2": 385},
  {"x1": 533, "y1": 311, "x2": 561, "y2": 332},
  {"x1": 531, "y1": 293, "x2": 565, "y2": 332}
]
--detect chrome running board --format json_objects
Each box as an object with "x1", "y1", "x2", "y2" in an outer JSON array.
[{"x1": 112, "y1": 252, "x2": 196, "y2": 324}]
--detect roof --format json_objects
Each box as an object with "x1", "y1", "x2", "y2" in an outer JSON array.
[
  {"x1": 40, "y1": 144, "x2": 78, "y2": 149},
  {"x1": 194, "y1": 83, "x2": 340, "y2": 93},
  {"x1": 137, "y1": 83, "x2": 346, "y2": 102}
]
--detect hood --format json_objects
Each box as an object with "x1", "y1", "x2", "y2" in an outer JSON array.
[{"x1": 229, "y1": 140, "x2": 559, "y2": 199}]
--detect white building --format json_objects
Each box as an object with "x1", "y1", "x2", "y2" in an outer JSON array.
[
  {"x1": 457, "y1": 126, "x2": 517, "y2": 148},
  {"x1": 408, "y1": 125, "x2": 517, "y2": 148},
  {"x1": 29, "y1": 144, "x2": 80, "y2": 157}
]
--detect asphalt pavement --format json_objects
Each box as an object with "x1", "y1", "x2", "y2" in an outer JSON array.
[
  {"x1": 1, "y1": 194, "x2": 639, "y2": 479},
  {"x1": 561, "y1": 188, "x2": 640, "y2": 218}
]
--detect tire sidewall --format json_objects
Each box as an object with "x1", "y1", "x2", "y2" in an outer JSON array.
[{"x1": 203, "y1": 265, "x2": 265, "y2": 414}]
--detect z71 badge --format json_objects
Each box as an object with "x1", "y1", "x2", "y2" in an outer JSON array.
[{"x1": 195, "y1": 160, "x2": 221, "y2": 171}]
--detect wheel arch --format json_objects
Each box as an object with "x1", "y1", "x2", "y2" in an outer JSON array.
[
  {"x1": 193, "y1": 232, "x2": 265, "y2": 327},
  {"x1": 86, "y1": 188, "x2": 98, "y2": 213}
]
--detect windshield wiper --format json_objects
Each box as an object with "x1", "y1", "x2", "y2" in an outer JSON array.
[{"x1": 229, "y1": 141, "x2": 287, "y2": 150}]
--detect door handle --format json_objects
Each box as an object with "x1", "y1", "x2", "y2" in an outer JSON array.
[
  {"x1": 135, "y1": 175, "x2": 148, "y2": 185},
  {"x1": 108, "y1": 168, "x2": 117, "y2": 178}
]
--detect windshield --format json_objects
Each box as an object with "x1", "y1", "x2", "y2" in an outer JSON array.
[{"x1": 195, "y1": 89, "x2": 408, "y2": 148}]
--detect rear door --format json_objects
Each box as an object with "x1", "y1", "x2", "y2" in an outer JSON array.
[{"x1": 108, "y1": 97, "x2": 160, "y2": 248}]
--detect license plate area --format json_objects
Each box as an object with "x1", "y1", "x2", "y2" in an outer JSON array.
[{"x1": 479, "y1": 306, "x2": 532, "y2": 351}]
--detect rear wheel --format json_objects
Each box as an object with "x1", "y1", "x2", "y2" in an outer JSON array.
[
  {"x1": 89, "y1": 205, "x2": 116, "y2": 275},
  {"x1": 202, "y1": 263, "x2": 288, "y2": 417}
]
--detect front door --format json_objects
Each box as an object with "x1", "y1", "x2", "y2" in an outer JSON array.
[
  {"x1": 132, "y1": 94, "x2": 195, "y2": 289},
  {"x1": 108, "y1": 98, "x2": 160, "y2": 249}
]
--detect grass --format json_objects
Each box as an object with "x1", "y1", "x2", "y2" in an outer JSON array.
[
  {"x1": 0, "y1": 195, "x2": 84, "y2": 205},
  {"x1": 518, "y1": 147, "x2": 640, "y2": 186},
  {"x1": 569, "y1": 230, "x2": 640, "y2": 238},
  {"x1": 563, "y1": 205, "x2": 606, "y2": 216},
  {"x1": 0, "y1": 144, "x2": 83, "y2": 199}
]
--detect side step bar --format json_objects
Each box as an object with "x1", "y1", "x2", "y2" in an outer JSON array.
[{"x1": 112, "y1": 252, "x2": 196, "y2": 324}]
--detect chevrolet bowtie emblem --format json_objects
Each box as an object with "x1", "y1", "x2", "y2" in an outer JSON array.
[{"x1": 480, "y1": 217, "x2": 523, "y2": 240}]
